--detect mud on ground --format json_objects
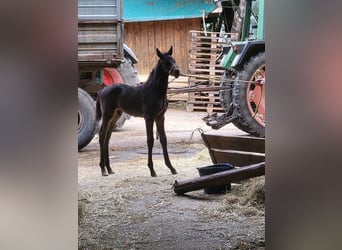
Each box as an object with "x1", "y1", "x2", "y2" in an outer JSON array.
[{"x1": 78, "y1": 108, "x2": 265, "y2": 249}]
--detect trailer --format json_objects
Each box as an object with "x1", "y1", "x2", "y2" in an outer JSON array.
[{"x1": 78, "y1": 0, "x2": 140, "y2": 150}]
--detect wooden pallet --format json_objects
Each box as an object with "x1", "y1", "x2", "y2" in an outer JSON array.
[
  {"x1": 167, "y1": 76, "x2": 189, "y2": 103},
  {"x1": 187, "y1": 30, "x2": 237, "y2": 113},
  {"x1": 186, "y1": 93, "x2": 224, "y2": 113}
]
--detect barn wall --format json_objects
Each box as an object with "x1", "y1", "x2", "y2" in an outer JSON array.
[{"x1": 124, "y1": 19, "x2": 201, "y2": 76}]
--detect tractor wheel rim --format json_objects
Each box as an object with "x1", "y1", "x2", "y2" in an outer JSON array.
[{"x1": 246, "y1": 65, "x2": 265, "y2": 127}]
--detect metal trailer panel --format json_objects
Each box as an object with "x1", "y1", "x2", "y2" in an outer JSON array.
[
  {"x1": 78, "y1": 0, "x2": 121, "y2": 20},
  {"x1": 78, "y1": 0, "x2": 123, "y2": 65}
]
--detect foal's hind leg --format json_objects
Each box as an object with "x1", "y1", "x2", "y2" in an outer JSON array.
[
  {"x1": 99, "y1": 115, "x2": 114, "y2": 176},
  {"x1": 99, "y1": 111, "x2": 120, "y2": 176},
  {"x1": 155, "y1": 115, "x2": 177, "y2": 175},
  {"x1": 99, "y1": 120, "x2": 108, "y2": 176}
]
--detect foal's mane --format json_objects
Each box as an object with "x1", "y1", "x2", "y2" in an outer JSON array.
[
  {"x1": 145, "y1": 66, "x2": 156, "y2": 85},
  {"x1": 144, "y1": 58, "x2": 168, "y2": 87}
]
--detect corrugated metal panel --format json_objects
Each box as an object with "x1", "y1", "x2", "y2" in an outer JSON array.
[
  {"x1": 78, "y1": 0, "x2": 123, "y2": 64},
  {"x1": 78, "y1": 0, "x2": 121, "y2": 20},
  {"x1": 78, "y1": 22, "x2": 123, "y2": 63},
  {"x1": 123, "y1": 0, "x2": 216, "y2": 22}
]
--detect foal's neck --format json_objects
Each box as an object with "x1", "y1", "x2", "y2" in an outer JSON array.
[{"x1": 148, "y1": 61, "x2": 169, "y2": 96}]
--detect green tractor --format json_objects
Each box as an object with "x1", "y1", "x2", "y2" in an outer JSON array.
[{"x1": 207, "y1": 0, "x2": 265, "y2": 137}]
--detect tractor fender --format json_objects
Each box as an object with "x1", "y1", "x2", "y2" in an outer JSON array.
[
  {"x1": 124, "y1": 44, "x2": 138, "y2": 64},
  {"x1": 232, "y1": 40, "x2": 265, "y2": 71}
]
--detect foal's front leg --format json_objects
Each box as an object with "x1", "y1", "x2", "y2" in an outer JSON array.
[
  {"x1": 145, "y1": 117, "x2": 157, "y2": 177},
  {"x1": 155, "y1": 115, "x2": 177, "y2": 175}
]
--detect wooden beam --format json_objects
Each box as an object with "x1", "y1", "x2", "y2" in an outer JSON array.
[
  {"x1": 210, "y1": 150, "x2": 265, "y2": 166},
  {"x1": 173, "y1": 162, "x2": 265, "y2": 195},
  {"x1": 201, "y1": 134, "x2": 265, "y2": 153}
]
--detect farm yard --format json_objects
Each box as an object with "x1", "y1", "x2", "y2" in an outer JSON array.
[
  {"x1": 78, "y1": 2, "x2": 265, "y2": 246},
  {"x1": 78, "y1": 107, "x2": 265, "y2": 249}
]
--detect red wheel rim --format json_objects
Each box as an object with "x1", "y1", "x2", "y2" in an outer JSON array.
[
  {"x1": 103, "y1": 68, "x2": 124, "y2": 86},
  {"x1": 246, "y1": 64, "x2": 265, "y2": 127}
]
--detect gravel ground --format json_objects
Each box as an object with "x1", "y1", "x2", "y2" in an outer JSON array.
[{"x1": 78, "y1": 107, "x2": 265, "y2": 249}]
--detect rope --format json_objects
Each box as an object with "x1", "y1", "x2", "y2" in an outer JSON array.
[
  {"x1": 253, "y1": 82, "x2": 264, "y2": 119},
  {"x1": 180, "y1": 73, "x2": 221, "y2": 81},
  {"x1": 251, "y1": 71, "x2": 265, "y2": 119},
  {"x1": 177, "y1": 72, "x2": 263, "y2": 85},
  {"x1": 189, "y1": 128, "x2": 204, "y2": 144}
]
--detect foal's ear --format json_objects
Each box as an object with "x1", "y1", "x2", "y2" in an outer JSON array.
[
  {"x1": 156, "y1": 48, "x2": 163, "y2": 59},
  {"x1": 167, "y1": 46, "x2": 173, "y2": 55}
]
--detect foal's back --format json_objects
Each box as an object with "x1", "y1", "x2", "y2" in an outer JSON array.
[
  {"x1": 121, "y1": 82, "x2": 167, "y2": 118},
  {"x1": 101, "y1": 79, "x2": 168, "y2": 118},
  {"x1": 99, "y1": 83, "x2": 145, "y2": 117}
]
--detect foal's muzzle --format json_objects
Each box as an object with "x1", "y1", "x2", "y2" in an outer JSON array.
[{"x1": 169, "y1": 64, "x2": 180, "y2": 78}]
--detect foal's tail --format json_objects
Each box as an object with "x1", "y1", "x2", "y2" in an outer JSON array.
[{"x1": 96, "y1": 95, "x2": 102, "y2": 121}]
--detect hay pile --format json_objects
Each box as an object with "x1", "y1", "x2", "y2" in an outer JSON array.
[
  {"x1": 233, "y1": 176, "x2": 265, "y2": 209},
  {"x1": 197, "y1": 175, "x2": 265, "y2": 220},
  {"x1": 196, "y1": 176, "x2": 265, "y2": 249}
]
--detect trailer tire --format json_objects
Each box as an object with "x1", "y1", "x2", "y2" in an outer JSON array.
[
  {"x1": 232, "y1": 52, "x2": 265, "y2": 137},
  {"x1": 78, "y1": 88, "x2": 97, "y2": 150}
]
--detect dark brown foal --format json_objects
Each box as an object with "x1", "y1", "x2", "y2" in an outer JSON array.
[{"x1": 96, "y1": 46, "x2": 179, "y2": 177}]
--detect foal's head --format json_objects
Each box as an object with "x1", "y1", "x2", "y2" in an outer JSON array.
[{"x1": 156, "y1": 46, "x2": 180, "y2": 78}]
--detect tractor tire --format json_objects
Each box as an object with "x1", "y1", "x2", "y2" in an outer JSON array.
[
  {"x1": 232, "y1": 52, "x2": 265, "y2": 137},
  {"x1": 219, "y1": 70, "x2": 234, "y2": 115},
  {"x1": 114, "y1": 57, "x2": 140, "y2": 129},
  {"x1": 78, "y1": 88, "x2": 97, "y2": 150}
]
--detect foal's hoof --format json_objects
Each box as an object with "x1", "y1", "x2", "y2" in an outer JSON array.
[
  {"x1": 108, "y1": 169, "x2": 114, "y2": 175},
  {"x1": 171, "y1": 169, "x2": 178, "y2": 175},
  {"x1": 151, "y1": 172, "x2": 157, "y2": 177},
  {"x1": 101, "y1": 169, "x2": 108, "y2": 176}
]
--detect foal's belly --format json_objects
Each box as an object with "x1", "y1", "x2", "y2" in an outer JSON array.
[
  {"x1": 121, "y1": 104, "x2": 144, "y2": 117},
  {"x1": 117, "y1": 85, "x2": 167, "y2": 118}
]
